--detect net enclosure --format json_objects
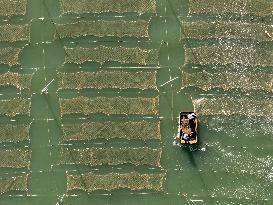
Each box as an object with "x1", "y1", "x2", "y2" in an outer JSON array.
[
  {"x1": 57, "y1": 71, "x2": 157, "y2": 90},
  {"x1": 60, "y1": 96, "x2": 159, "y2": 116},
  {"x1": 188, "y1": 0, "x2": 273, "y2": 17},
  {"x1": 62, "y1": 121, "x2": 161, "y2": 141},
  {"x1": 59, "y1": 0, "x2": 157, "y2": 15},
  {"x1": 0, "y1": 24, "x2": 30, "y2": 42},
  {"x1": 0, "y1": 97, "x2": 31, "y2": 117},
  {"x1": 67, "y1": 172, "x2": 166, "y2": 192},
  {"x1": 181, "y1": 70, "x2": 273, "y2": 93},
  {"x1": 59, "y1": 147, "x2": 162, "y2": 167},
  {"x1": 0, "y1": 0, "x2": 27, "y2": 16},
  {"x1": 0, "y1": 48, "x2": 22, "y2": 67},
  {"x1": 0, "y1": 72, "x2": 32, "y2": 90},
  {"x1": 64, "y1": 46, "x2": 159, "y2": 65},
  {"x1": 182, "y1": 20, "x2": 273, "y2": 42},
  {"x1": 0, "y1": 149, "x2": 31, "y2": 169},
  {"x1": 202, "y1": 115, "x2": 273, "y2": 138},
  {"x1": 0, "y1": 124, "x2": 30, "y2": 143},
  {"x1": 0, "y1": 175, "x2": 28, "y2": 195},
  {"x1": 185, "y1": 45, "x2": 273, "y2": 67},
  {"x1": 193, "y1": 96, "x2": 273, "y2": 117},
  {"x1": 56, "y1": 20, "x2": 150, "y2": 39}
]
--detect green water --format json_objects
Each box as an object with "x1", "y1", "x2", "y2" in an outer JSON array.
[{"x1": 0, "y1": 0, "x2": 273, "y2": 204}]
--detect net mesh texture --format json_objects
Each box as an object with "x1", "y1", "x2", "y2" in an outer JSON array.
[
  {"x1": 59, "y1": 147, "x2": 162, "y2": 167},
  {"x1": 188, "y1": 0, "x2": 273, "y2": 17},
  {"x1": 60, "y1": 96, "x2": 159, "y2": 116},
  {"x1": 62, "y1": 121, "x2": 161, "y2": 141},
  {"x1": 182, "y1": 20, "x2": 273, "y2": 42},
  {"x1": 56, "y1": 20, "x2": 150, "y2": 39},
  {"x1": 0, "y1": 72, "x2": 32, "y2": 90},
  {"x1": 0, "y1": 0, "x2": 27, "y2": 16},
  {"x1": 0, "y1": 98, "x2": 31, "y2": 117},
  {"x1": 0, "y1": 124, "x2": 29, "y2": 143},
  {"x1": 0, "y1": 149, "x2": 31, "y2": 169},
  {"x1": 0, "y1": 175, "x2": 28, "y2": 194},
  {"x1": 67, "y1": 172, "x2": 165, "y2": 192},
  {"x1": 58, "y1": 71, "x2": 157, "y2": 90},
  {"x1": 60, "y1": 0, "x2": 156, "y2": 15},
  {"x1": 185, "y1": 45, "x2": 273, "y2": 67},
  {"x1": 181, "y1": 70, "x2": 273, "y2": 92},
  {"x1": 64, "y1": 46, "x2": 159, "y2": 65}
]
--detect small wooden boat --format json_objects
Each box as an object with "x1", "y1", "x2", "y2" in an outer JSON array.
[{"x1": 174, "y1": 112, "x2": 198, "y2": 145}]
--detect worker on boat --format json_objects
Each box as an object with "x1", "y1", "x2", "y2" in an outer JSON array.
[
  {"x1": 187, "y1": 113, "x2": 196, "y2": 129},
  {"x1": 182, "y1": 133, "x2": 190, "y2": 142},
  {"x1": 187, "y1": 112, "x2": 196, "y2": 120}
]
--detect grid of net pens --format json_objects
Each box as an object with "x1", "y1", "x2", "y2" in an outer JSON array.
[
  {"x1": 55, "y1": 0, "x2": 166, "y2": 196},
  {"x1": 180, "y1": 0, "x2": 273, "y2": 201},
  {"x1": 0, "y1": 0, "x2": 166, "y2": 200},
  {"x1": 0, "y1": 0, "x2": 31, "y2": 196},
  {"x1": 182, "y1": 0, "x2": 273, "y2": 115}
]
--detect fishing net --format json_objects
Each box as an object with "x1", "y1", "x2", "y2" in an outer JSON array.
[
  {"x1": 67, "y1": 172, "x2": 165, "y2": 192},
  {"x1": 0, "y1": 175, "x2": 28, "y2": 194},
  {"x1": 59, "y1": 147, "x2": 162, "y2": 167},
  {"x1": 193, "y1": 96, "x2": 273, "y2": 117},
  {"x1": 197, "y1": 142, "x2": 273, "y2": 192},
  {"x1": 64, "y1": 46, "x2": 159, "y2": 65},
  {"x1": 59, "y1": 0, "x2": 156, "y2": 15},
  {"x1": 0, "y1": 0, "x2": 27, "y2": 16},
  {"x1": 0, "y1": 149, "x2": 31, "y2": 168},
  {"x1": 0, "y1": 97, "x2": 31, "y2": 117},
  {"x1": 202, "y1": 115, "x2": 273, "y2": 138},
  {"x1": 0, "y1": 72, "x2": 32, "y2": 90},
  {"x1": 212, "y1": 182, "x2": 270, "y2": 202},
  {"x1": 62, "y1": 121, "x2": 161, "y2": 141},
  {"x1": 181, "y1": 70, "x2": 273, "y2": 92},
  {"x1": 185, "y1": 45, "x2": 273, "y2": 67},
  {"x1": 0, "y1": 48, "x2": 21, "y2": 67},
  {"x1": 182, "y1": 20, "x2": 273, "y2": 42},
  {"x1": 188, "y1": 0, "x2": 273, "y2": 17},
  {"x1": 57, "y1": 71, "x2": 157, "y2": 90},
  {"x1": 0, "y1": 124, "x2": 30, "y2": 143},
  {"x1": 0, "y1": 24, "x2": 30, "y2": 42},
  {"x1": 60, "y1": 96, "x2": 159, "y2": 116},
  {"x1": 56, "y1": 20, "x2": 150, "y2": 39}
]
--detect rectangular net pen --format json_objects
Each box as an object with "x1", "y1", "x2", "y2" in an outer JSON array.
[
  {"x1": 0, "y1": 72, "x2": 32, "y2": 90},
  {"x1": 0, "y1": 98, "x2": 31, "y2": 117},
  {"x1": 182, "y1": 20, "x2": 273, "y2": 42},
  {"x1": 0, "y1": 0, "x2": 27, "y2": 17},
  {"x1": 60, "y1": 96, "x2": 159, "y2": 116},
  {"x1": 188, "y1": 0, "x2": 273, "y2": 17},
  {"x1": 0, "y1": 124, "x2": 30, "y2": 143},
  {"x1": 56, "y1": 20, "x2": 150, "y2": 39},
  {"x1": 185, "y1": 45, "x2": 273, "y2": 67},
  {"x1": 67, "y1": 172, "x2": 166, "y2": 192},
  {"x1": 59, "y1": 147, "x2": 162, "y2": 167},
  {"x1": 181, "y1": 70, "x2": 273, "y2": 92},
  {"x1": 64, "y1": 46, "x2": 159, "y2": 65},
  {"x1": 0, "y1": 24, "x2": 30, "y2": 42},
  {"x1": 62, "y1": 121, "x2": 161, "y2": 141},
  {"x1": 193, "y1": 96, "x2": 273, "y2": 117},
  {"x1": 57, "y1": 71, "x2": 157, "y2": 90},
  {"x1": 59, "y1": 0, "x2": 156, "y2": 15},
  {"x1": 0, "y1": 175, "x2": 28, "y2": 194},
  {"x1": 0, "y1": 149, "x2": 31, "y2": 169},
  {"x1": 0, "y1": 48, "x2": 22, "y2": 67}
]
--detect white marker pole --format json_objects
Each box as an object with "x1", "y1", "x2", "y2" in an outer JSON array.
[
  {"x1": 160, "y1": 76, "x2": 179, "y2": 87},
  {"x1": 41, "y1": 79, "x2": 55, "y2": 94}
]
